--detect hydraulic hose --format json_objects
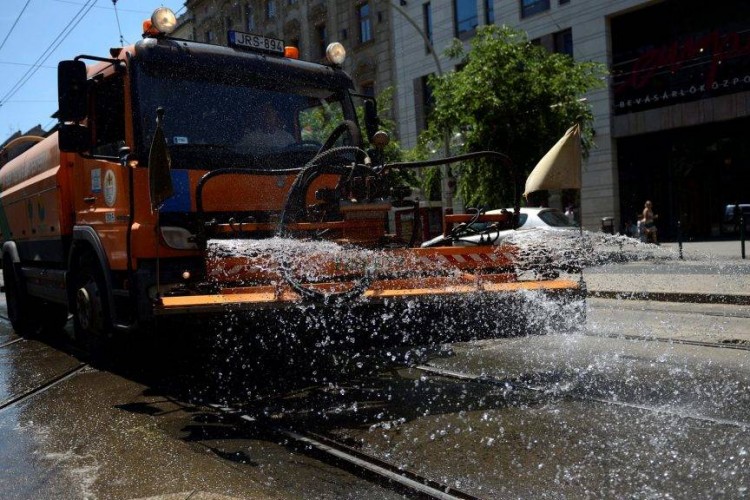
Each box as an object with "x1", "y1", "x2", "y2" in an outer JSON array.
[{"x1": 277, "y1": 145, "x2": 376, "y2": 304}]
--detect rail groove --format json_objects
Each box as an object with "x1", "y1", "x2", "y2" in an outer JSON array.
[
  {"x1": 415, "y1": 364, "x2": 750, "y2": 430},
  {"x1": 0, "y1": 337, "x2": 23, "y2": 348},
  {"x1": 583, "y1": 331, "x2": 750, "y2": 352},
  {"x1": 0, "y1": 364, "x2": 88, "y2": 412},
  {"x1": 209, "y1": 404, "x2": 481, "y2": 500}
]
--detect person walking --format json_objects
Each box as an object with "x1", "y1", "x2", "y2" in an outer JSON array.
[{"x1": 642, "y1": 200, "x2": 658, "y2": 244}]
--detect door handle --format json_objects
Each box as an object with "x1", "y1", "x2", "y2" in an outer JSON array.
[{"x1": 83, "y1": 196, "x2": 97, "y2": 204}]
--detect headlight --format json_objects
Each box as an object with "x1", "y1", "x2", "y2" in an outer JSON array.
[
  {"x1": 151, "y1": 7, "x2": 177, "y2": 35},
  {"x1": 160, "y1": 226, "x2": 197, "y2": 250},
  {"x1": 325, "y1": 42, "x2": 346, "y2": 65}
]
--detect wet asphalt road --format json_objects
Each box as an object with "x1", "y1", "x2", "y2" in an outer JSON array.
[{"x1": 1, "y1": 296, "x2": 749, "y2": 499}]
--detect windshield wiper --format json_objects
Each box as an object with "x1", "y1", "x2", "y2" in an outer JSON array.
[{"x1": 168, "y1": 143, "x2": 232, "y2": 150}]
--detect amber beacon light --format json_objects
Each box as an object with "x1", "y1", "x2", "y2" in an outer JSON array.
[{"x1": 144, "y1": 7, "x2": 177, "y2": 36}]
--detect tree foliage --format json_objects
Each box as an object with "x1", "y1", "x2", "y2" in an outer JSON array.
[
  {"x1": 299, "y1": 86, "x2": 416, "y2": 190},
  {"x1": 418, "y1": 25, "x2": 607, "y2": 208}
]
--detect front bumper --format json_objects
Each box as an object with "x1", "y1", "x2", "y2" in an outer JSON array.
[{"x1": 155, "y1": 274, "x2": 584, "y2": 313}]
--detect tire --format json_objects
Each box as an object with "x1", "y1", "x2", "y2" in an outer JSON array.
[
  {"x1": 2, "y1": 258, "x2": 41, "y2": 337},
  {"x1": 41, "y1": 302, "x2": 70, "y2": 334},
  {"x1": 71, "y1": 254, "x2": 113, "y2": 360}
]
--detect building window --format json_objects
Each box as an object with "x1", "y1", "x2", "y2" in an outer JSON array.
[
  {"x1": 560, "y1": 0, "x2": 570, "y2": 4},
  {"x1": 485, "y1": 0, "x2": 495, "y2": 24},
  {"x1": 225, "y1": 16, "x2": 233, "y2": 31},
  {"x1": 414, "y1": 74, "x2": 435, "y2": 132},
  {"x1": 358, "y1": 3, "x2": 373, "y2": 43},
  {"x1": 204, "y1": 30, "x2": 214, "y2": 43},
  {"x1": 245, "y1": 4, "x2": 255, "y2": 31},
  {"x1": 266, "y1": 0, "x2": 276, "y2": 20},
  {"x1": 521, "y1": 0, "x2": 550, "y2": 17},
  {"x1": 454, "y1": 0, "x2": 478, "y2": 39},
  {"x1": 316, "y1": 24, "x2": 327, "y2": 59},
  {"x1": 423, "y1": 2, "x2": 433, "y2": 53},
  {"x1": 553, "y1": 28, "x2": 573, "y2": 57},
  {"x1": 288, "y1": 0, "x2": 297, "y2": 4}
]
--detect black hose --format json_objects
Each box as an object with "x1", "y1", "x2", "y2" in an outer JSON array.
[
  {"x1": 276, "y1": 145, "x2": 376, "y2": 304},
  {"x1": 381, "y1": 150, "x2": 521, "y2": 230}
]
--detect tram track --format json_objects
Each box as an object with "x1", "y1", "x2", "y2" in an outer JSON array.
[
  {"x1": 0, "y1": 337, "x2": 23, "y2": 348},
  {"x1": 0, "y1": 310, "x2": 23, "y2": 348},
  {"x1": 207, "y1": 402, "x2": 482, "y2": 500},
  {"x1": 0, "y1": 363, "x2": 89, "y2": 412},
  {"x1": 414, "y1": 364, "x2": 750, "y2": 430},
  {"x1": 582, "y1": 330, "x2": 750, "y2": 351},
  {"x1": 199, "y1": 342, "x2": 750, "y2": 499}
]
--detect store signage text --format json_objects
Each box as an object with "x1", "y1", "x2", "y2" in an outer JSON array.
[
  {"x1": 616, "y1": 75, "x2": 750, "y2": 111},
  {"x1": 616, "y1": 29, "x2": 750, "y2": 94}
]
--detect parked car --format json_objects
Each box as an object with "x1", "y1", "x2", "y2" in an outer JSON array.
[
  {"x1": 421, "y1": 207, "x2": 579, "y2": 248},
  {"x1": 720, "y1": 204, "x2": 750, "y2": 235}
]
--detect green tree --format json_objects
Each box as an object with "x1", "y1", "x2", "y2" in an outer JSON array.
[{"x1": 418, "y1": 25, "x2": 607, "y2": 208}]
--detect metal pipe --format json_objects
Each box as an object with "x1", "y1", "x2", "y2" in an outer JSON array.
[{"x1": 741, "y1": 213, "x2": 746, "y2": 259}]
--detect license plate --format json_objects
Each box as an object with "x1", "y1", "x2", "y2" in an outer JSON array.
[{"x1": 228, "y1": 31, "x2": 285, "y2": 55}]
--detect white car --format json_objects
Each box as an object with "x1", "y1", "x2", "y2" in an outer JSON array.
[{"x1": 421, "y1": 207, "x2": 578, "y2": 248}]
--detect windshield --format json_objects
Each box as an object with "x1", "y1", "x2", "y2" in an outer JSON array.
[
  {"x1": 132, "y1": 63, "x2": 355, "y2": 170},
  {"x1": 538, "y1": 209, "x2": 577, "y2": 227}
]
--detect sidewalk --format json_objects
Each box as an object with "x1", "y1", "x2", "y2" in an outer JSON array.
[{"x1": 584, "y1": 239, "x2": 750, "y2": 305}]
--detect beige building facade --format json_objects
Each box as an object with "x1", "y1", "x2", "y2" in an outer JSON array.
[
  {"x1": 392, "y1": 0, "x2": 750, "y2": 236},
  {"x1": 177, "y1": 0, "x2": 396, "y2": 98}
]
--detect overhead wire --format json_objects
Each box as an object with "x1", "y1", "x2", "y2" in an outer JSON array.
[
  {"x1": 0, "y1": 0, "x2": 32, "y2": 54},
  {"x1": 51, "y1": 0, "x2": 149, "y2": 13},
  {"x1": 0, "y1": 0, "x2": 96, "y2": 109},
  {"x1": 52, "y1": 0, "x2": 185, "y2": 15},
  {"x1": 112, "y1": 0, "x2": 126, "y2": 46},
  {"x1": 0, "y1": 60, "x2": 56, "y2": 69}
]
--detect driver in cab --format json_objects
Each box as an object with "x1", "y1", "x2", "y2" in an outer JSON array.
[{"x1": 235, "y1": 101, "x2": 295, "y2": 155}]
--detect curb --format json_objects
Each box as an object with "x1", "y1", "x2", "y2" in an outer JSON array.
[{"x1": 589, "y1": 290, "x2": 750, "y2": 306}]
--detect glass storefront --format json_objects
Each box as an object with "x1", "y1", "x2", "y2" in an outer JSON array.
[
  {"x1": 611, "y1": 0, "x2": 750, "y2": 239},
  {"x1": 617, "y1": 117, "x2": 750, "y2": 239}
]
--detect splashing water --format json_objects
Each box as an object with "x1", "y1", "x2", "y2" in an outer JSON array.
[
  {"x1": 505, "y1": 229, "x2": 679, "y2": 272},
  {"x1": 198, "y1": 234, "x2": 593, "y2": 401}
]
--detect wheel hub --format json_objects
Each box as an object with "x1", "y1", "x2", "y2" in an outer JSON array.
[{"x1": 76, "y1": 286, "x2": 93, "y2": 331}]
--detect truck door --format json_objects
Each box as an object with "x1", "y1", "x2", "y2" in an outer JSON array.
[{"x1": 73, "y1": 72, "x2": 131, "y2": 272}]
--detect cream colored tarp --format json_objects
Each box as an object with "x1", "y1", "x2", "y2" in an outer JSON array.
[{"x1": 523, "y1": 123, "x2": 581, "y2": 197}]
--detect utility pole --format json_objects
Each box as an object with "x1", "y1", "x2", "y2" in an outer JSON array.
[{"x1": 390, "y1": 1, "x2": 454, "y2": 223}]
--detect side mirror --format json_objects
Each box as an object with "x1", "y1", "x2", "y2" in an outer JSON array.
[
  {"x1": 148, "y1": 107, "x2": 173, "y2": 211},
  {"x1": 363, "y1": 99, "x2": 380, "y2": 142},
  {"x1": 58, "y1": 123, "x2": 89, "y2": 153},
  {"x1": 58, "y1": 60, "x2": 88, "y2": 122}
]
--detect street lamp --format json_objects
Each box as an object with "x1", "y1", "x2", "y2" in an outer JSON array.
[{"x1": 390, "y1": 1, "x2": 454, "y2": 223}]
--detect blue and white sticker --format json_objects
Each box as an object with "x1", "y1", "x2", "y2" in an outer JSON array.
[
  {"x1": 103, "y1": 170, "x2": 117, "y2": 207},
  {"x1": 91, "y1": 168, "x2": 102, "y2": 193},
  {"x1": 105, "y1": 212, "x2": 116, "y2": 223}
]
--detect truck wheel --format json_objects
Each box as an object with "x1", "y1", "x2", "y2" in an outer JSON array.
[
  {"x1": 2, "y1": 259, "x2": 41, "y2": 337},
  {"x1": 72, "y1": 256, "x2": 112, "y2": 359},
  {"x1": 41, "y1": 303, "x2": 70, "y2": 334}
]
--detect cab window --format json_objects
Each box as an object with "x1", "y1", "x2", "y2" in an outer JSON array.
[{"x1": 90, "y1": 74, "x2": 125, "y2": 157}]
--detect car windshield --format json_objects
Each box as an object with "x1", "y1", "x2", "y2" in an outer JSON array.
[
  {"x1": 468, "y1": 213, "x2": 528, "y2": 232},
  {"x1": 538, "y1": 209, "x2": 577, "y2": 227},
  {"x1": 133, "y1": 65, "x2": 353, "y2": 170}
]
